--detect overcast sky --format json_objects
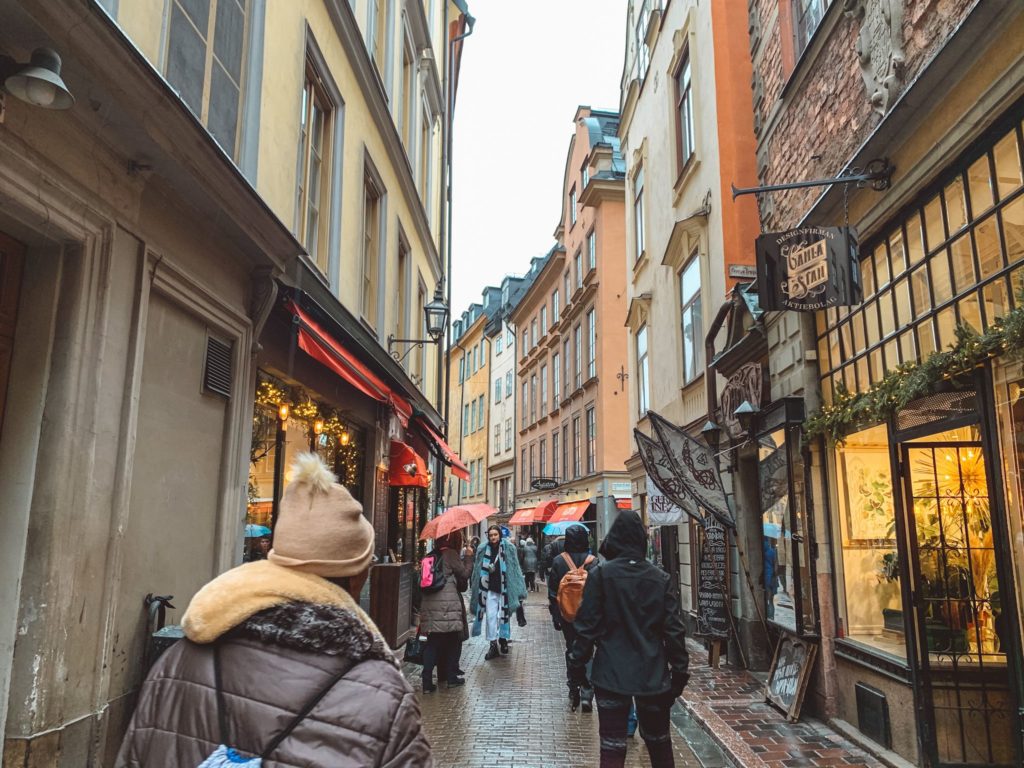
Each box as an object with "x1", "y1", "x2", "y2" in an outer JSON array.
[{"x1": 448, "y1": 0, "x2": 627, "y2": 317}]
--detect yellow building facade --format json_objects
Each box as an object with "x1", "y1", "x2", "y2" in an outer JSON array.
[{"x1": 447, "y1": 301, "x2": 492, "y2": 505}]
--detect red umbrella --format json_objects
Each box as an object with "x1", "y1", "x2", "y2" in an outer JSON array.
[{"x1": 419, "y1": 503, "x2": 496, "y2": 541}]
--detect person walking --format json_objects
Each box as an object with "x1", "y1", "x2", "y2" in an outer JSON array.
[
  {"x1": 522, "y1": 536, "x2": 539, "y2": 592},
  {"x1": 470, "y1": 524, "x2": 527, "y2": 660},
  {"x1": 418, "y1": 531, "x2": 474, "y2": 692},
  {"x1": 115, "y1": 452, "x2": 431, "y2": 767},
  {"x1": 569, "y1": 510, "x2": 689, "y2": 768},
  {"x1": 540, "y1": 535, "x2": 566, "y2": 583},
  {"x1": 548, "y1": 523, "x2": 598, "y2": 712}
]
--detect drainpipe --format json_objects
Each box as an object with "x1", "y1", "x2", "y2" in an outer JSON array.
[{"x1": 441, "y1": 8, "x2": 476, "y2": 440}]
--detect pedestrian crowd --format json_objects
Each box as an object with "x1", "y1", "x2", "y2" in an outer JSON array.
[{"x1": 115, "y1": 451, "x2": 690, "y2": 767}]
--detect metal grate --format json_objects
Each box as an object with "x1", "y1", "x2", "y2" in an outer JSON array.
[
  {"x1": 203, "y1": 335, "x2": 233, "y2": 398},
  {"x1": 855, "y1": 683, "x2": 891, "y2": 749},
  {"x1": 895, "y1": 390, "x2": 977, "y2": 433}
]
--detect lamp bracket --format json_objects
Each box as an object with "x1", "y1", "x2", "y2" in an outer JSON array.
[
  {"x1": 731, "y1": 158, "x2": 893, "y2": 199},
  {"x1": 387, "y1": 334, "x2": 439, "y2": 364}
]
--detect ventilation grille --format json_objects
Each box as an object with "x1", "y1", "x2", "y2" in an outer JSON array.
[
  {"x1": 855, "y1": 682, "x2": 891, "y2": 749},
  {"x1": 203, "y1": 335, "x2": 233, "y2": 398},
  {"x1": 895, "y1": 390, "x2": 976, "y2": 433}
]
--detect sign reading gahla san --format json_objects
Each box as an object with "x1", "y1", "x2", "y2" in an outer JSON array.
[{"x1": 755, "y1": 226, "x2": 863, "y2": 311}]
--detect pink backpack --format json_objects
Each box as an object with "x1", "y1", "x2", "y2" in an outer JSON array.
[{"x1": 419, "y1": 551, "x2": 447, "y2": 593}]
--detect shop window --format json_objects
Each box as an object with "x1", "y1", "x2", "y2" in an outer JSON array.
[
  {"x1": 165, "y1": 0, "x2": 249, "y2": 159},
  {"x1": 758, "y1": 410, "x2": 815, "y2": 636},
  {"x1": 833, "y1": 423, "x2": 904, "y2": 658}
]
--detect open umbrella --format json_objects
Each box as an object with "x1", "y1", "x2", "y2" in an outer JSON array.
[
  {"x1": 419, "y1": 503, "x2": 496, "y2": 541},
  {"x1": 245, "y1": 524, "x2": 271, "y2": 538},
  {"x1": 543, "y1": 521, "x2": 588, "y2": 536}
]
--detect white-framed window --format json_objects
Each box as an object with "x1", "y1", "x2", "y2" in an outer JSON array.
[
  {"x1": 463, "y1": 402, "x2": 470, "y2": 434},
  {"x1": 361, "y1": 166, "x2": 384, "y2": 329},
  {"x1": 634, "y1": 3, "x2": 650, "y2": 80},
  {"x1": 563, "y1": 339, "x2": 571, "y2": 398},
  {"x1": 587, "y1": 309, "x2": 596, "y2": 379},
  {"x1": 587, "y1": 230, "x2": 596, "y2": 271},
  {"x1": 164, "y1": 0, "x2": 250, "y2": 158},
  {"x1": 572, "y1": 415, "x2": 581, "y2": 478},
  {"x1": 575, "y1": 251, "x2": 583, "y2": 289},
  {"x1": 552, "y1": 289, "x2": 560, "y2": 324},
  {"x1": 296, "y1": 61, "x2": 331, "y2": 273},
  {"x1": 458, "y1": 357, "x2": 465, "y2": 383},
  {"x1": 574, "y1": 325, "x2": 582, "y2": 388},
  {"x1": 569, "y1": 185, "x2": 577, "y2": 225},
  {"x1": 505, "y1": 418, "x2": 512, "y2": 450},
  {"x1": 680, "y1": 254, "x2": 703, "y2": 384},
  {"x1": 530, "y1": 373, "x2": 537, "y2": 423},
  {"x1": 539, "y1": 437, "x2": 547, "y2": 477},
  {"x1": 675, "y1": 52, "x2": 694, "y2": 169},
  {"x1": 398, "y1": 20, "x2": 416, "y2": 150},
  {"x1": 495, "y1": 376, "x2": 502, "y2": 402},
  {"x1": 637, "y1": 324, "x2": 650, "y2": 415},
  {"x1": 522, "y1": 331, "x2": 528, "y2": 352},
  {"x1": 540, "y1": 305, "x2": 547, "y2": 334},
  {"x1": 367, "y1": 0, "x2": 388, "y2": 75},
  {"x1": 540, "y1": 363, "x2": 548, "y2": 411},
  {"x1": 581, "y1": 160, "x2": 589, "y2": 189},
  {"x1": 795, "y1": 0, "x2": 832, "y2": 56},
  {"x1": 562, "y1": 423, "x2": 569, "y2": 481},
  {"x1": 564, "y1": 272, "x2": 571, "y2": 304},
  {"x1": 520, "y1": 448, "x2": 527, "y2": 489},
  {"x1": 496, "y1": 334, "x2": 503, "y2": 355},
  {"x1": 585, "y1": 405, "x2": 596, "y2": 474},
  {"x1": 552, "y1": 352, "x2": 560, "y2": 410},
  {"x1": 521, "y1": 382, "x2": 528, "y2": 428},
  {"x1": 494, "y1": 423, "x2": 501, "y2": 455},
  {"x1": 505, "y1": 370, "x2": 513, "y2": 395},
  {"x1": 633, "y1": 166, "x2": 645, "y2": 260},
  {"x1": 551, "y1": 430, "x2": 560, "y2": 481}
]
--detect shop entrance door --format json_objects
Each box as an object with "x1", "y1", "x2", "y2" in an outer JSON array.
[{"x1": 899, "y1": 417, "x2": 1019, "y2": 766}]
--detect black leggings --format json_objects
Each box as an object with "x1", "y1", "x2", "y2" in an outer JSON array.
[
  {"x1": 595, "y1": 688, "x2": 674, "y2": 768},
  {"x1": 525, "y1": 571, "x2": 536, "y2": 590},
  {"x1": 422, "y1": 631, "x2": 461, "y2": 686}
]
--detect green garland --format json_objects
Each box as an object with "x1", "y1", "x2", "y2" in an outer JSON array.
[{"x1": 804, "y1": 303, "x2": 1024, "y2": 445}]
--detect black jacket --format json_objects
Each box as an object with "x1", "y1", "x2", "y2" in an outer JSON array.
[
  {"x1": 540, "y1": 537, "x2": 565, "y2": 572},
  {"x1": 548, "y1": 526, "x2": 597, "y2": 622},
  {"x1": 569, "y1": 511, "x2": 688, "y2": 696}
]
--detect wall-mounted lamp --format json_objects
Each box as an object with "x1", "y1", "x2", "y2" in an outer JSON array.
[
  {"x1": 733, "y1": 400, "x2": 759, "y2": 436},
  {"x1": 387, "y1": 284, "x2": 449, "y2": 364},
  {"x1": 701, "y1": 420, "x2": 722, "y2": 454},
  {"x1": 1, "y1": 48, "x2": 75, "y2": 110}
]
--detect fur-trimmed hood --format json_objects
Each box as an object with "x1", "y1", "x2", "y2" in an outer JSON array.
[{"x1": 182, "y1": 560, "x2": 391, "y2": 656}]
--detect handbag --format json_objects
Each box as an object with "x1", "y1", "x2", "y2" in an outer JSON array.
[{"x1": 403, "y1": 631, "x2": 425, "y2": 665}]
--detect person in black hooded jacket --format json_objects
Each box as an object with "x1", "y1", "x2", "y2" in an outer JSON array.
[
  {"x1": 548, "y1": 523, "x2": 598, "y2": 711},
  {"x1": 569, "y1": 511, "x2": 689, "y2": 768}
]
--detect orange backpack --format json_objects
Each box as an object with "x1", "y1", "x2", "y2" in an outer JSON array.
[{"x1": 556, "y1": 552, "x2": 595, "y2": 622}]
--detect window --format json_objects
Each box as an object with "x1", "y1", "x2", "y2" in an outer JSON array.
[
  {"x1": 361, "y1": 169, "x2": 383, "y2": 328},
  {"x1": 552, "y1": 353, "x2": 560, "y2": 411},
  {"x1": 413, "y1": 278, "x2": 426, "y2": 383},
  {"x1": 564, "y1": 272, "x2": 571, "y2": 305},
  {"x1": 463, "y1": 402, "x2": 470, "y2": 434},
  {"x1": 505, "y1": 418, "x2": 512, "y2": 450},
  {"x1": 552, "y1": 290, "x2": 560, "y2": 324},
  {"x1": 393, "y1": 239, "x2": 409, "y2": 347},
  {"x1": 572, "y1": 415, "x2": 581, "y2": 479},
  {"x1": 367, "y1": 0, "x2": 388, "y2": 75},
  {"x1": 563, "y1": 339, "x2": 571, "y2": 398},
  {"x1": 551, "y1": 430, "x2": 560, "y2": 481},
  {"x1": 467, "y1": 399, "x2": 475, "y2": 433},
  {"x1": 794, "y1": 0, "x2": 831, "y2": 56},
  {"x1": 540, "y1": 363, "x2": 548, "y2": 411},
  {"x1": 458, "y1": 357, "x2": 465, "y2": 383},
  {"x1": 586, "y1": 406, "x2": 596, "y2": 474},
  {"x1": 633, "y1": 167, "x2": 646, "y2": 260},
  {"x1": 506, "y1": 370, "x2": 513, "y2": 396},
  {"x1": 531, "y1": 318, "x2": 538, "y2": 347},
  {"x1": 581, "y1": 160, "x2": 589, "y2": 189},
  {"x1": 521, "y1": 382, "x2": 528, "y2": 428},
  {"x1": 574, "y1": 325, "x2": 582, "y2": 388},
  {"x1": 634, "y1": 3, "x2": 650, "y2": 80},
  {"x1": 540, "y1": 305, "x2": 547, "y2": 334},
  {"x1": 530, "y1": 374, "x2": 537, "y2": 423},
  {"x1": 495, "y1": 376, "x2": 502, "y2": 402},
  {"x1": 680, "y1": 255, "x2": 703, "y2": 384},
  {"x1": 522, "y1": 331, "x2": 528, "y2": 353},
  {"x1": 165, "y1": 0, "x2": 249, "y2": 158},
  {"x1": 419, "y1": 103, "x2": 432, "y2": 207},
  {"x1": 478, "y1": 396, "x2": 485, "y2": 431},
  {"x1": 587, "y1": 309, "x2": 596, "y2": 379},
  {"x1": 587, "y1": 230, "x2": 596, "y2": 271},
  {"x1": 296, "y1": 63, "x2": 330, "y2": 272},
  {"x1": 521, "y1": 448, "x2": 527, "y2": 489},
  {"x1": 570, "y1": 185, "x2": 577, "y2": 225},
  {"x1": 507, "y1": 328, "x2": 514, "y2": 347},
  {"x1": 675, "y1": 53, "x2": 694, "y2": 170},
  {"x1": 562, "y1": 423, "x2": 569, "y2": 481},
  {"x1": 399, "y1": 27, "x2": 415, "y2": 150},
  {"x1": 496, "y1": 334, "x2": 503, "y2": 355},
  {"x1": 574, "y1": 251, "x2": 583, "y2": 289},
  {"x1": 539, "y1": 438, "x2": 547, "y2": 478},
  {"x1": 529, "y1": 443, "x2": 535, "y2": 485},
  {"x1": 637, "y1": 324, "x2": 650, "y2": 414},
  {"x1": 494, "y1": 423, "x2": 501, "y2": 455}
]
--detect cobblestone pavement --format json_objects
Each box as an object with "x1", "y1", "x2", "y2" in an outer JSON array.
[
  {"x1": 681, "y1": 642, "x2": 884, "y2": 768},
  {"x1": 405, "y1": 601, "x2": 705, "y2": 768}
]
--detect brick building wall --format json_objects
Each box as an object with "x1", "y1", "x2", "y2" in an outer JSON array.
[{"x1": 749, "y1": 0, "x2": 979, "y2": 229}]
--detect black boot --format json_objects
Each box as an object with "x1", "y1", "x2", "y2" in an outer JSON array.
[
  {"x1": 499, "y1": 638, "x2": 509, "y2": 654},
  {"x1": 485, "y1": 641, "x2": 500, "y2": 660},
  {"x1": 569, "y1": 684, "x2": 581, "y2": 712},
  {"x1": 580, "y1": 686, "x2": 594, "y2": 713}
]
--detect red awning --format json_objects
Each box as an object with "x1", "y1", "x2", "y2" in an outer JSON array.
[
  {"x1": 416, "y1": 417, "x2": 470, "y2": 481},
  {"x1": 509, "y1": 508, "x2": 535, "y2": 526},
  {"x1": 388, "y1": 441, "x2": 429, "y2": 488},
  {"x1": 548, "y1": 500, "x2": 590, "y2": 523},
  {"x1": 287, "y1": 301, "x2": 414, "y2": 426},
  {"x1": 534, "y1": 499, "x2": 559, "y2": 523},
  {"x1": 615, "y1": 498, "x2": 633, "y2": 510}
]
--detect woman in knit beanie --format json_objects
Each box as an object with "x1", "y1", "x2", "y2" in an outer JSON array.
[{"x1": 116, "y1": 452, "x2": 432, "y2": 767}]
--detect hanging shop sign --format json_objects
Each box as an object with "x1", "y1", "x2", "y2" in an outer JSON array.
[
  {"x1": 756, "y1": 226, "x2": 862, "y2": 312},
  {"x1": 645, "y1": 474, "x2": 688, "y2": 526},
  {"x1": 721, "y1": 363, "x2": 763, "y2": 440},
  {"x1": 695, "y1": 515, "x2": 730, "y2": 639},
  {"x1": 648, "y1": 412, "x2": 736, "y2": 529},
  {"x1": 634, "y1": 430, "x2": 702, "y2": 524},
  {"x1": 530, "y1": 477, "x2": 560, "y2": 491}
]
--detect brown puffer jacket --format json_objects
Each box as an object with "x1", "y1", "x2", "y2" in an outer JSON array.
[
  {"x1": 418, "y1": 548, "x2": 473, "y2": 634},
  {"x1": 115, "y1": 561, "x2": 432, "y2": 767}
]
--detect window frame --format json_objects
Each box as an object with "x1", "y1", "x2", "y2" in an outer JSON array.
[
  {"x1": 637, "y1": 324, "x2": 650, "y2": 415},
  {"x1": 360, "y1": 160, "x2": 386, "y2": 331},
  {"x1": 295, "y1": 59, "x2": 331, "y2": 273},
  {"x1": 585, "y1": 405, "x2": 596, "y2": 474},
  {"x1": 633, "y1": 166, "x2": 646, "y2": 260},
  {"x1": 587, "y1": 308, "x2": 597, "y2": 380},
  {"x1": 674, "y1": 50, "x2": 695, "y2": 173},
  {"x1": 680, "y1": 253, "x2": 703, "y2": 385}
]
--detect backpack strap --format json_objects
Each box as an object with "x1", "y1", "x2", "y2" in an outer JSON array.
[
  {"x1": 582, "y1": 555, "x2": 595, "y2": 568},
  {"x1": 212, "y1": 641, "x2": 359, "y2": 760},
  {"x1": 560, "y1": 551, "x2": 578, "y2": 572}
]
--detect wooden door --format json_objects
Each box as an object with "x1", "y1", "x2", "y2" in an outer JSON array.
[{"x1": 0, "y1": 231, "x2": 25, "y2": 437}]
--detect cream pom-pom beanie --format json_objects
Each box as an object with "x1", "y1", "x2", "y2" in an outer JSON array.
[{"x1": 268, "y1": 452, "x2": 375, "y2": 578}]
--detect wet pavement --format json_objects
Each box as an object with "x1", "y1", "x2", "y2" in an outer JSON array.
[{"x1": 405, "y1": 600, "x2": 721, "y2": 768}]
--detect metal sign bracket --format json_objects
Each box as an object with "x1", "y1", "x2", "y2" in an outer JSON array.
[{"x1": 731, "y1": 158, "x2": 894, "y2": 199}]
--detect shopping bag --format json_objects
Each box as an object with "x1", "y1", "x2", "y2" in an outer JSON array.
[{"x1": 403, "y1": 634, "x2": 424, "y2": 665}]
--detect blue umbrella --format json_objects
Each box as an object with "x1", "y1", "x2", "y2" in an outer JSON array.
[
  {"x1": 543, "y1": 521, "x2": 588, "y2": 536},
  {"x1": 245, "y1": 524, "x2": 271, "y2": 538}
]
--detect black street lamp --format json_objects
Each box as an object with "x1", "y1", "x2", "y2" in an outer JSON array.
[
  {"x1": 701, "y1": 420, "x2": 722, "y2": 453},
  {"x1": 388, "y1": 284, "x2": 449, "y2": 364}
]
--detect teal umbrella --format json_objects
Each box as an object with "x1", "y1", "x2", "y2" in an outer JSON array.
[
  {"x1": 543, "y1": 521, "x2": 587, "y2": 536},
  {"x1": 245, "y1": 524, "x2": 271, "y2": 538}
]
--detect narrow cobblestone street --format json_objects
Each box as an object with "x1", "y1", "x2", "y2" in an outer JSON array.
[{"x1": 405, "y1": 601, "x2": 711, "y2": 768}]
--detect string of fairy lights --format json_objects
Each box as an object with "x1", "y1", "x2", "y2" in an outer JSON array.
[{"x1": 805, "y1": 303, "x2": 1024, "y2": 444}]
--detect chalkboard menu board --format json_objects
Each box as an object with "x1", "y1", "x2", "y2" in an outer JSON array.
[
  {"x1": 695, "y1": 516, "x2": 729, "y2": 638},
  {"x1": 765, "y1": 633, "x2": 817, "y2": 721}
]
